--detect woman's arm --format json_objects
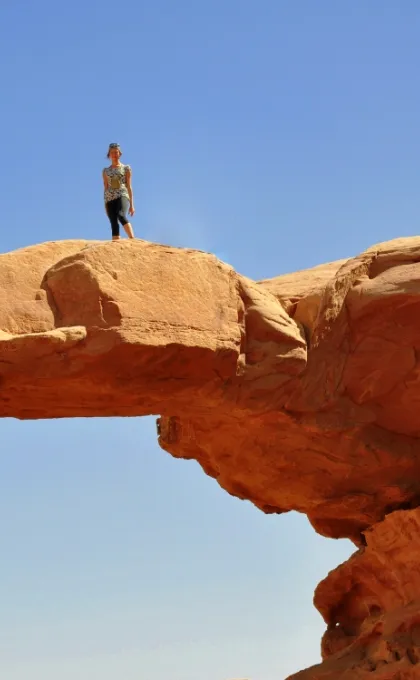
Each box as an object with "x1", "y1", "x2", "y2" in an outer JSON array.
[{"x1": 125, "y1": 167, "x2": 135, "y2": 216}]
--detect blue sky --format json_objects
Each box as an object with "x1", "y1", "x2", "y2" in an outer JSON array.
[{"x1": 1, "y1": 1, "x2": 419, "y2": 678}]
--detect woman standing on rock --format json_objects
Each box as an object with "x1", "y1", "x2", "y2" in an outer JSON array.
[{"x1": 103, "y1": 143, "x2": 135, "y2": 241}]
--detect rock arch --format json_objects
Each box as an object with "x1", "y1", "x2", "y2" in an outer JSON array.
[{"x1": 3, "y1": 236, "x2": 420, "y2": 678}]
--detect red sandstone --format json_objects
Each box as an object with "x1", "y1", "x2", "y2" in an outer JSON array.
[{"x1": 3, "y1": 236, "x2": 420, "y2": 678}]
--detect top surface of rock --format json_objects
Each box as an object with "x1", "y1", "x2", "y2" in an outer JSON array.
[{"x1": 2, "y1": 236, "x2": 420, "y2": 544}]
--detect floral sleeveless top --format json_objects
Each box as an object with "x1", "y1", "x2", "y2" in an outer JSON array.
[{"x1": 103, "y1": 164, "x2": 131, "y2": 203}]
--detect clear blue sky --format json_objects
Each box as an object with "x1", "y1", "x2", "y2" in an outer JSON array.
[{"x1": 1, "y1": 1, "x2": 419, "y2": 678}]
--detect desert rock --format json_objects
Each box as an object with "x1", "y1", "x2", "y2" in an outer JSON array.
[{"x1": 3, "y1": 236, "x2": 420, "y2": 678}]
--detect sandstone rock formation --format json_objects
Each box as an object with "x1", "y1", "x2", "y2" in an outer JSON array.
[{"x1": 2, "y1": 236, "x2": 420, "y2": 679}]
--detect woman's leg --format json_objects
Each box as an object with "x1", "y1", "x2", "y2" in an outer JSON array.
[
  {"x1": 123, "y1": 222, "x2": 135, "y2": 239},
  {"x1": 118, "y1": 196, "x2": 135, "y2": 238},
  {"x1": 106, "y1": 200, "x2": 121, "y2": 240}
]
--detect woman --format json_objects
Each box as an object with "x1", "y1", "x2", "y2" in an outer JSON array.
[{"x1": 103, "y1": 143, "x2": 135, "y2": 240}]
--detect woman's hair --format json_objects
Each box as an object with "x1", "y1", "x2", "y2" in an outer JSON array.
[{"x1": 107, "y1": 143, "x2": 122, "y2": 158}]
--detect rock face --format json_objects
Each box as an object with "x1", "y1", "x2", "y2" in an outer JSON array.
[
  {"x1": 2, "y1": 236, "x2": 420, "y2": 679},
  {"x1": 289, "y1": 508, "x2": 420, "y2": 679}
]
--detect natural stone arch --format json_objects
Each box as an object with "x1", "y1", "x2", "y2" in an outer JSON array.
[{"x1": 3, "y1": 236, "x2": 420, "y2": 678}]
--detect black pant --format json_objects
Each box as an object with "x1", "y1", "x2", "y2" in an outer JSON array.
[{"x1": 106, "y1": 196, "x2": 130, "y2": 237}]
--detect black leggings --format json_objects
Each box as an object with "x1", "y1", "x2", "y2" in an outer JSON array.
[{"x1": 106, "y1": 196, "x2": 130, "y2": 237}]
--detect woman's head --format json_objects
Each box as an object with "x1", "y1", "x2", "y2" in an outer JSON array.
[{"x1": 107, "y1": 143, "x2": 122, "y2": 161}]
